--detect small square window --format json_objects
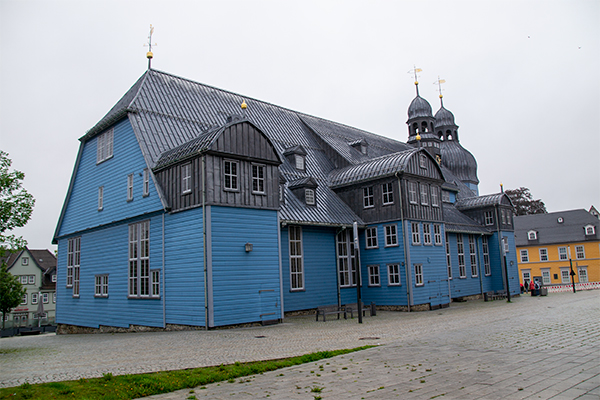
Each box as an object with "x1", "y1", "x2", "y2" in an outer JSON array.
[
  {"x1": 365, "y1": 227, "x2": 378, "y2": 249},
  {"x1": 388, "y1": 264, "x2": 401, "y2": 286},
  {"x1": 368, "y1": 265, "x2": 380, "y2": 286},
  {"x1": 382, "y1": 183, "x2": 394, "y2": 205},
  {"x1": 28, "y1": 275, "x2": 35, "y2": 285},
  {"x1": 32, "y1": 293, "x2": 38, "y2": 304},
  {"x1": 558, "y1": 247, "x2": 568, "y2": 260},
  {"x1": 484, "y1": 211, "x2": 494, "y2": 226},
  {"x1": 520, "y1": 249, "x2": 529, "y2": 263},
  {"x1": 528, "y1": 230, "x2": 537, "y2": 240},
  {"x1": 384, "y1": 225, "x2": 398, "y2": 247},
  {"x1": 22, "y1": 257, "x2": 29, "y2": 266},
  {"x1": 363, "y1": 187, "x2": 374, "y2": 208},
  {"x1": 539, "y1": 248, "x2": 548, "y2": 262},
  {"x1": 575, "y1": 245, "x2": 585, "y2": 259},
  {"x1": 224, "y1": 160, "x2": 239, "y2": 191}
]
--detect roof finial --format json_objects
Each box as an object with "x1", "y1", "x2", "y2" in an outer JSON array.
[
  {"x1": 241, "y1": 99, "x2": 247, "y2": 118},
  {"x1": 500, "y1": 182, "x2": 504, "y2": 193},
  {"x1": 145, "y1": 24, "x2": 157, "y2": 69},
  {"x1": 435, "y1": 76, "x2": 446, "y2": 106},
  {"x1": 408, "y1": 65, "x2": 422, "y2": 96}
]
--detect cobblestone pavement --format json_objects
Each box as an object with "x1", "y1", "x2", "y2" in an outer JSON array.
[{"x1": 1, "y1": 291, "x2": 598, "y2": 399}]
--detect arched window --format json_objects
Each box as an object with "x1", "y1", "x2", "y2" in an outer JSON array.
[{"x1": 421, "y1": 121, "x2": 428, "y2": 133}]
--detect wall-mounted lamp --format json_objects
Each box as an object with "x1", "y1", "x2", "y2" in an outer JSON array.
[{"x1": 245, "y1": 243, "x2": 253, "y2": 252}]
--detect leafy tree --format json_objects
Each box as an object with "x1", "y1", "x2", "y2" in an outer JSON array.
[
  {"x1": 0, "y1": 151, "x2": 34, "y2": 328},
  {"x1": 505, "y1": 187, "x2": 547, "y2": 216},
  {"x1": 0, "y1": 263, "x2": 25, "y2": 329}
]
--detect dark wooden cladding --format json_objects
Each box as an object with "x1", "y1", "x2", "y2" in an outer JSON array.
[
  {"x1": 212, "y1": 123, "x2": 280, "y2": 164},
  {"x1": 154, "y1": 121, "x2": 281, "y2": 212}
]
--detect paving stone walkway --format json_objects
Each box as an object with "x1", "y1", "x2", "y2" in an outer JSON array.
[{"x1": 1, "y1": 290, "x2": 598, "y2": 399}]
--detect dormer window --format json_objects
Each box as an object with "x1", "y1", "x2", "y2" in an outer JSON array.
[
  {"x1": 305, "y1": 189, "x2": 315, "y2": 205},
  {"x1": 527, "y1": 230, "x2": 537, "y2": 240},
  {"x1": 349, "y1": 139, "x2": 368, "y2": 155},
  {"x1": 585, "y1": 225, "x2": 596, "y2": 235},
  {"x1": 295, "y1": 154, "x2": 305, "y2": 171},
  {"x1": 283, "y1": 145, "x2": 307, "y2": 171}
]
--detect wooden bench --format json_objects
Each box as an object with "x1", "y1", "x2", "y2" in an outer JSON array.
[
  {"x1": 344, "y1": 302, "x2": 375, "y2": 318},
  {"x1": 491, "y1": 290, "x2": 507, "y2": 300},
  {"x1": 316, "y1": 305, "x2": 347, "y2": 321}
]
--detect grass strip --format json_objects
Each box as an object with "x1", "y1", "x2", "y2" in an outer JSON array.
[{"x1": 0, "y1": 345, "x2": 374, "y2": 399}]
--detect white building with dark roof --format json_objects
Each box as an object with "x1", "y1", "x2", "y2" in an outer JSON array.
[{"x1": 53, "y1": 69, "x2": 520, "y2": 331}]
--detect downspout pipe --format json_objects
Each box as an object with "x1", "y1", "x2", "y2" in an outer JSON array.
[
  {"x1": 202, "y1": 155, "x2": 208, "y2": 330},
  {"x1": 477, "y1": 233, "x2": 483, "y2": 296},
  {"x1": 495, "y1": 205, "x2": 505, "y2": 293},
  {"x1": 396, "y1": 172, "x2": 411, "y2": 312}
]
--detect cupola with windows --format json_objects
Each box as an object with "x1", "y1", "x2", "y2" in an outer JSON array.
[{"x1": 406, "y1": 82, "x2": 440, "y2": 158}]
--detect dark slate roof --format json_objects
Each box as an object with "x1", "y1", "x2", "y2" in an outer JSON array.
[
  {"x1": 328, "y1": 148, "x2": 421, "y2": 188},
  {"x1": 514, "y1": 209, "x2": 600, "y2": 246},
  {"x1": 407, "y1": 94, "x2": 433, "y2": 120},
  {"x1": 443, "y1": 204, "x2": 491, "y2": 234},
  {"x1": 439, "y1": 166, "x2": 476, "y2": 199},
  {"x1": 154, "y1": 125, "x2": 222, "y2": 169},
  {"x1": 456, "y1": 193, "x2": 512, "y2": 210},
  {"x1": 440, "y1": 140, "x2": 479, "y2": 185},
  {"x1": 434, "y1": 105, "x2": 456, "y2": 128},
  {"x1": 288, "y1": 176, "x2": 318, "y2": 189}
]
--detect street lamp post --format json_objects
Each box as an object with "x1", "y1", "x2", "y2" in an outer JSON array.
[{"x1": 568, "y1": 246, "x2": 576, "y2": 293}]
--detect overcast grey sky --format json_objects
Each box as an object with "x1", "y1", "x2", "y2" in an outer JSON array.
[{"x1": 1, "y1": 0, "x2": 598, "y2": 251}]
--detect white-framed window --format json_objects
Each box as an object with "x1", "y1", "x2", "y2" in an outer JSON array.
[
  {"x1": 20, "y1": 275, "x2": 27, "y2": 284},
  {"x1": 181, "y1": 164, "x2": 192, "y2": 194},
  {"x1": 295, "y1": 154, "x2": 305, "y2": 171},
  {"x1": 482, "y1": 236, "x2": 491, "y2": 276},
  {"x1": 433, "y1": 224, "x2": 442, "y2": 245},
  {"x1": 73, "y1": 263, "x2": 80, "y2": 298},
  {"x1": 384, "y1": 224, "x2": 398, "y2": 247},
  {"x1": 408, "y1": 181, "x2": 418, "y2": 204},
  {"x1": 539, "y1": 248, "x2": 548, "y2": 261},
  {"x1": 442, "y1": 190, "x2": 450, "y2": 203},
  {"x1": 528, "y1": 230, "x2": 537, "y2": 240},
  {"x1": 382, "y1": 182, "x2": 394, "y2": 205},
  {"x1": 457, "y1": 234, "x2": 466, "y2": 278},
  {"x1": 423, "y1": 224, "x2": 432, "y2": 245},
  {"x1": 411, "y1": 222, "x2": 421, "y2": 245},
  {"x1": 32, "y1": 293, "x2": 38, "y2": 305},
  {"x1": 53, "y1": 293, "x2": 56, "y2": 303},
  {"x1": 224, "y1": 160, "x2": 239, "y2": 191},
  {"x1": 127, "y1": 173, "x2": 134, "y2": 201},
  {"x1": 584, "y1": 225, "x2": 595, "y2": 235},
  {"x1": 252, "y1": 164, "x2": 265, "y2": 194},
  {"x1": 129, "y1": 220, "x2": 155, "y2": 298},
  {"x1": 541, "y1": 269, "x2": 551, "y2": 285},
  {"x1": 506, "y1": 210, "x2": 512, "y2": 225},
  {"x1": 42, "y1": 293, "x2": 49, "y2": 304},
  {"x1": 575, "y1": 245, "x2": 585, "y2": 259},
  {"x1": 578, "y1": 267, "x2": 588, "y2": 283},
  {"x1": 561, "y1": 268, "x2": 570, "y2": 283},
  {"x1": 152, "y1": 270, "x2": 160, "y2": 296},
  {"x1": 28, "y1": 275, "x2": 35, "y2": 284},
  {"x1": 431, "y1": 187, "x2": 439, "y2": 207},
  {"x1": 95, "y1": 274, "x2": 109, "y2": 297},
  {"x1": 420, "y1": 184, "x2": 428, "y2": 205},
  {"x1": 446, "y1": 233, "x2": 452, "y2": 279},
  {"x1": 98, "y1": 186, "x2": 104, "y2": 210},
  {"x1": 419, "y1": 154, "x2": 427, "y2": 168},
  {"x1": 484, "y1": 211, "x2": 494, "y2": 226},
  {"x1": 22, "y1": 257, "x2": 29, "y2": 265},
  {"x1": 414, "y1": 264, "x2": 424, "y2": 286},
  {"x1": 558, "y1": 247, "x2": 568, "y2": 260},
  {"x1": 388, "y1": 264, "x2": 401, "y2": 286},
  {"x1": 51, "y1": 274, "x2": 57, "y2": 283},
  {"x1": 520, "y1": 249, "x2": 529, "y2": 263},
  {"x1": 21, "y1": 294, "x2": 27, "y2": 305},
  {"x1": 143, "y1": 169, "x2": 150, "y2": 197},
  {"x1": 67, "y1": 237, "x2": 80, "y2": 288},
  {"x1": 368, "y1": 265, "x2": 380, "y2": 286},
  {"x1": 337, "y1": 231, "x2": 357, "y2": 287},
  {"x1": 365, "y1": 227, "x2": 378, "y2": 249},
  {"x1": 289, "y1": 226, "x2": 304, "y2": 291},
  {"x1": 469, "y1": 235, "x2": 478, "y2": 277},
  {"x1": 501, "y1": 209, "x2": 506, "y2": 225},
  {"x1": 96, "y1": 128, "x2": 114, "y2": 164},
  {"x1": 503, "y1": 237, "x2": 510, "y2": 254},
  {"x1": 363, "y1": 186, "x2": 374, "y2": 208},
  {"x1": 305, "y1": 188, "x2": 315, "y2": 205}
]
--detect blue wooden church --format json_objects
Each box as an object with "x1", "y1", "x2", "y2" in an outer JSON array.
[{"x1": 53, "y1": 69, "x2": 519, "y2": 331}]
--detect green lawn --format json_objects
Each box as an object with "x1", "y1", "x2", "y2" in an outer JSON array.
[{"x1": 0, "y1": 346, "x2": 374, "y2": 399}]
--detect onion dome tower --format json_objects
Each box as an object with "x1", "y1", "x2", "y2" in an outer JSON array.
[
  {"x1": 434, "y1": 94, "x2": 479, "y2": 195},
  {"x1": 406, "y1": 75, "x2": 441, "y2": 158}
]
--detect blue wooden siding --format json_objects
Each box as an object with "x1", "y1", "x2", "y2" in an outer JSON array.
[
  {"x1": 210, "y1": 206, "x2": 281, "y2": 326},
  {"x1": 58, "y1": 119, "x2": 163, "y2": 238},
  {"x1": 56, "y1": 215, "x2": 165, "y2": 328},
  {"x1": 359, "y1": 223, "x2": 408, "y2": 306},
  {"x1": 281, "y1": 226, "x2": 338, "y2": 311},
  {"x1": 406, "y1": 221, "x2": 449, "y2": 307},
  {"x1": 164, "y1": 208, "x2": 206, "y2": 326},
  {"x1": 486, "y1": 231, "x2": 520, "y2": 295}
]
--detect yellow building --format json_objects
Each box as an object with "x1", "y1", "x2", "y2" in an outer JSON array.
[{"x1": 514, "y1": 209, "x2": 599, "y2": 291}]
